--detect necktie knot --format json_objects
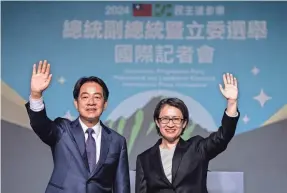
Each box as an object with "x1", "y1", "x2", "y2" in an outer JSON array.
[{"x1": 86, "y1": 128, "x2": 94, "y2": 136}]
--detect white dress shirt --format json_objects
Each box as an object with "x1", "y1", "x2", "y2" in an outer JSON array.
[
  {"x1": 78, "y1": 117, "x2": 102, "y2": 164},
  {"x1": 29, "y1": 96, "x2": 101, "y2": 164}
]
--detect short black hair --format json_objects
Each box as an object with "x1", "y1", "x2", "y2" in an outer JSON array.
[
  {"x1": 73, "y1": 76, "x2": 109, "y2": 101},
  {"x1": 153, "y1": 97, "x2": 189, "y2": 136}
]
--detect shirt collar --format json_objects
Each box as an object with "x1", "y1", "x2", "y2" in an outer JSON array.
[{"x1": 78, "y1": 118, "x2": 101, "y2": 138}]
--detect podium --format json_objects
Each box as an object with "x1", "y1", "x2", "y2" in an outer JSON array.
[{"x1": 129, "y1": 171, "x2": 244, "y2": 193}]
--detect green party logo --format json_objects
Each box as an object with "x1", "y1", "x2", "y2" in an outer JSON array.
[{"x1": 154, "y1": 4, "x2": 173, "y2": 17}]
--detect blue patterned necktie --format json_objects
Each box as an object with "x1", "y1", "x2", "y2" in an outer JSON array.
[{"x1": 86, "y1": 128, "x2": 97, "y2": 172}]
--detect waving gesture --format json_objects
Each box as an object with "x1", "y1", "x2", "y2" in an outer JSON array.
[
  {"x1": 219, "y1": 73, "x2": 238, "y2": 101},
  {"x1": 30, "y1": 60, "x2": 52, "y2": 97}
]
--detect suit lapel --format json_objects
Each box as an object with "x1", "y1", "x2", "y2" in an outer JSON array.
[
  {"x1": 171, "y1": 138, "x2": 186, "y2": 183},
  {"x1": 70, "y1": 118, "x2": 89, "y2": 171},
  {"x1": 150, "y1": 139, "x2": 172, "y2": 186},
  {"x1": 90, "y1": 121, "x2": 112, "y2": 177}
]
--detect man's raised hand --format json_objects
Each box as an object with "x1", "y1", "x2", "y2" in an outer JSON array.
[{"x1": 30, "y1": 60, "x2": 52, "y2": 98}]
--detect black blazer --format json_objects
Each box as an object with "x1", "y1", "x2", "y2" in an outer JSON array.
[{"x1": 135, "y1": 110, "x2": 240, "y2": 193}]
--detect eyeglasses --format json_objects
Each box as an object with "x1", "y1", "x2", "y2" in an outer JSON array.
[{"x1": 158, "y1": 117, "x2": 184, "y2": 124}]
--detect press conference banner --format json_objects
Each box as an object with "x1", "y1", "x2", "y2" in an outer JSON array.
[{"x1": 2, "y1": 1, "x2": 287, "y2": 169}]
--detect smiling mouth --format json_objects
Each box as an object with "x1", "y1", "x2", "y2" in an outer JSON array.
[
  {"x1": 165, "y1": 129, "x2": 176, "y2": 133},
  {"x1": 86, "y1": 108, "x2": 97, "y2": 112}
]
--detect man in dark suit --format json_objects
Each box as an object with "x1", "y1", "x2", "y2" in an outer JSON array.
[
  {"x1": 136, "y1": 73, "x2": 240, "y2": 193},
  {"x1": 25, "y1": 60, "x2": 130, "y2": 193}
]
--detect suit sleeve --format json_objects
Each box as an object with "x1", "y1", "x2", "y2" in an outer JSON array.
[
  {"x1": 113, "y1": 138, "x2": 131, "y2": 193},
  {"x1": 25, "y1": 102, "x2": 59, "y2": 146},
  {"x1": 198, "y1": 109, "x2": 240, "y2": 160},
  {"x1": 135, "y1": 155, "x2": 147, "y2": 193}
]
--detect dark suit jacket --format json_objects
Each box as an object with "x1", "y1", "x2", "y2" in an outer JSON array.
[
  {"x1": 136, "y1": 110, "x2": 239, "y2": 193},
  {"x1": 25, "y1": 102, "x2": 130, "y2": 193}
]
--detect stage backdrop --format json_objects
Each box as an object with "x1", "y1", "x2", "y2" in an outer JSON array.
[{"x1": 1, "y1": 1, "x2": 287, "y2": 193}]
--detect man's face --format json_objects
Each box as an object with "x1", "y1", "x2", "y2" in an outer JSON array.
[
  {"x1": 74, "y1": 82, "x2": 107, "y2": 122},
  {"x1": 156, "y1": 105, "x2": 187, "y2": 143}
]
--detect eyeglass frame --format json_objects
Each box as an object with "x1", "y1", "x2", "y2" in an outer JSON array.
[{"x1": 157, "y1": 117, "x2": 185, "y2": 124}]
